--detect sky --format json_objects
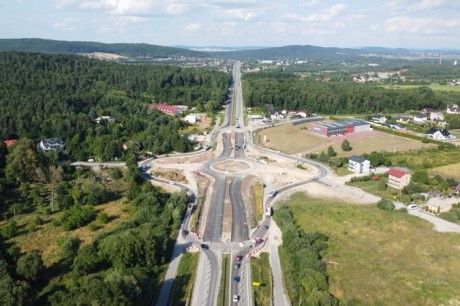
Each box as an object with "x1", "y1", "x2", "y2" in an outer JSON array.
[{"x1": 1, "y1": 0, "x2": 460, "y2": 49}]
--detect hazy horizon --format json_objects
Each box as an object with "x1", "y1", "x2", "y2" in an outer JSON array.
[{"x1": 1, "y1": 1, "x2": 460, "y2": 49}]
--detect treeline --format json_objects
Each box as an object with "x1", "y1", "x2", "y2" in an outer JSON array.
[
  {"x1": 400, "y1": 64, "x2": 460, "y2": 81},
  {"x1": 0, "y1": 52, "x2": 231, "y2": 159},
  {"x1": 274, "y1": 206, "x2": 338, "y2": 305},
  {"x1": 242, "y1": 72, "x2": 460, "y2": 114},
  {"x1": 0, "y1": 149, "x2": 189, "y2": 305}
]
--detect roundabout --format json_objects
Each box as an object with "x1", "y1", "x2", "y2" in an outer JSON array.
[{"x1": 210, "y1": 158, "x2": 252, "y2": 175}]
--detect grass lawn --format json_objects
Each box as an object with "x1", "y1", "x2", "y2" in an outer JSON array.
[
  {"x1": 387, "y1": 147, "x2": 460, "y2": 170},
  {"x1": 171, "y1": 252, "x2": 199, "y2": 306},
  {"x1": 279, "y1": 192, "x2": 460, "y2": 305},
  {"x1": 256, "y1": 123, "x2": 434, "y2": 156},
  {"x1": 251, "y1": 253, "x2": 272, "y2": 306},
  {"x1": 430, "y1": 162, "x2": 460, "y2": 181},
  {"x1": 331, "y1": 133, "x2": 435, "y2": 158},
  {"x1": 256, "y1": 123, "x2": 331, "y2": 154}
]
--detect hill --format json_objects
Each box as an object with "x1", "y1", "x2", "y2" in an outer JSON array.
[{"x1": 0, "y1": 38, "x2": 207, "y2": 58}]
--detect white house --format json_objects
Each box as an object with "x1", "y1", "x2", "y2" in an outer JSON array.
[
  {"x1": 371, "y1": 115, "x2": 387, "y2": 123},
  {"x1": 184, "y1": 115, "x2": 198, "y2": 124},
  {"x1": 446, "y1": 104, "x2": 460, "y2": 114},
  {"x1": 430, "y1": 112, "x2": 445, "y2": 121},
  {"x1": 39, "y1": 138, "x2": 64, "y2": 152},
  {"x1": 95, "y1": 116, "x2": 115, "y2": 123},
  {"x1": 427, "y1": 128, "x2": 456, "y2": 141},
  {"x1": 348, "y1": 155, "x2": 370, "y2": 174},
  {"x1": 413, "y1": 113, "x2": 428, "y2": 123}
]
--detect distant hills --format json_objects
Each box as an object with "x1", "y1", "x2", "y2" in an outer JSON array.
[
  {"x1": 1, "y1": 38, "x2": 459, "y2": 62},
  {"x1": 0, "y1": 38, "x2": 206, "y2": 58}
]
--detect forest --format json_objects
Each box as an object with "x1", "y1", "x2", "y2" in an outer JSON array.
[
  {"x1": 0, "y1": 146, "x2": 189, "y2": 305},
  {"x1": 242, "y1": 71, "x2": 460, "y2": 114},
  {"x1": 0, "y1": 52, "x2": 231, "y2": 160}
]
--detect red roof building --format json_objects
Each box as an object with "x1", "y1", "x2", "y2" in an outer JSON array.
[
  {"x1": 387, "y1": 168, "x2": 412, "y2": 190},
  {"x1": 3, "y1": 139, "x2": 17, "y2": 147},
  {"x1": 148, "y1": 103, "x2": 182, "y2": 116}
]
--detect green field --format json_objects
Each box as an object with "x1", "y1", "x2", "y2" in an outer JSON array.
[
  {"x1": 279, "y1": 192, "x2": 460, "y2": 305},
  {"x1": 171, "y1": 252, "x2": 199, "y2": 306},
  {"x1": 381, "y1": 84, "x2": 460, "y2": 92},
  {"x1": 251, "y1": 253, "x2": 272, "y2": 306}
]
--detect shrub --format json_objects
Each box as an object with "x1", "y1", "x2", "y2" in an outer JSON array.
[
  {"x1": 376, "y1": 199, "x2": 395, "y2": 211},
  {"x1": 57, "y1": 236, "x2": 80, "y2": 263},
  {"x1": 16, "y1": 251, "x2": 44, "y2": 281},
  {"x1": 1, "y1": 220, "x2": 17, "y2": 239},
  {"x1": 341, "y1": 139, "x2": 352, "y2": 151},
  {"x1": 60, "y1": 205, "x2": 95, "y2": 231},
  {"x1": 96, "y1": 212, "x2": 109, "y2": 224}
]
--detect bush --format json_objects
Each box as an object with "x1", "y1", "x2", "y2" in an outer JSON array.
[
  {"x1": 60, "y1": 205, "x2": 95, "y2": 231},
  {"x1": 57, "y1": 236, "x2": 80, "y2": 263},
  {"x1": 96, "y1": 212, "x2": 109, "y2": 224},
  {"x1": 376, "y1": 199, "x2": 395, "y2": 211},
  {"x1": 1, "y1": 220, "x2": 17, "y2": 239},
  {"x1": 16, "y1": 251, "x2": 44, "y2": 281}
]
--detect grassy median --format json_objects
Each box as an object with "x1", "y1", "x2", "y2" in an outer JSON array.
[
  {"x1": 171, "y1": 252, "x2": 199, "y2": 306},
  {"x1": 252, "y1": 182, "x2": 264, "y2": 223},
  {"x1": 216, "y1": 254, "x2": 230, "y2": 306},
  {"x1": 251, "y1": 253, "x2": 273, "y2": 306}
]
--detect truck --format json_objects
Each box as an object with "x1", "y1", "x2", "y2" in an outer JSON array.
[{"x1": 239, "y1": 240, "x2": 255, "y2": 248}]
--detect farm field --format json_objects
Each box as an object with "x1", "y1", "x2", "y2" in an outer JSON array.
[
  {"x1": 381, "y1": 84, "x2": 460, "y2": 92},
  {"x1": 257, "y1": 122, "x2": 435, "y2": 156},
  {"x1": 279, "y1": 192, "x2": 460, "y2": 305}
]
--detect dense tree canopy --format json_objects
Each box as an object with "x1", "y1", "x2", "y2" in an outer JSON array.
[
  {"x1": 0, "y1": 52, "x2": 231, "y2": 160},
  {"x1": 242, "y1": 72, "x2": 459, "y2": 114}
]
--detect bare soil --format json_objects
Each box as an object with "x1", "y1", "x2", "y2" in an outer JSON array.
[{"x1": 212, "y1": 160, "x2": 251, "y2": 173}]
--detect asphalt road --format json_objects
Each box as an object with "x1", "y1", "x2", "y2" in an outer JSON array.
[{"x1": 229, "y1": 177, "x2": 249, "y2": 242}]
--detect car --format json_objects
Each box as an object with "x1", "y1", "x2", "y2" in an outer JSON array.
[
  {"x1": 233, "y1": 276, "x2": 240, "y2": 283},
  {"x1": 182, "y1": 230, "x2": 189, "y2": 236},
  {"x1": 200, "y1": 244, "x2": 209, "y2": 250},
  {"x1": 263, "y1": 225, "x2": 269, "y2": 230},
  {"x1": 236, "y1": 255, "x2": 243, "y2": 261},
  {"x1": 408, "y1": 204, "x2": 418, "y2": 210},
  {"x1": 234, "y1": 263, "x2": 240, "y2": 269},
  {"x1": 169, "y1": 181, "x2": 175, "y2": 185},
  {"x1": 233, "y1": 294, "x2": 240, "y2": 302},
  {"x1": 236, "y1": 125, "x2": 240, "y2": 128},
  {"x1": 268, "y1": 190, "x2": 278, "y2": 197}
]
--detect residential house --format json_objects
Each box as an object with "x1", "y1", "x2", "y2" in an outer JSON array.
[
  {"x1": 413, "y1": 113, "x2": 428, "y2": 123},
  {"x1": 387, "y1": 168, "x2": 412, "y2": 190},
  {"x1": 371, "y1": 115, "x2": 387, "y2": 123},
  {"x1": 421, "y1": 107, "x2": 434, "y2": 114},
  {"x1": 429, "y1": 112, "x2": 445, "y2": 122},
  {"x1": 281, "y1": 110, "x2": 308, "y2": 118},
  {"x1": 39, "y1": 138, "x2": 64, "y2": 152},
  {"x1": 446, "y1": 104, "x2": 460, "y2": 114},
  {"x1": 427, "y1": 128, "x2": 456, "y2": 141},
  {"x1": 95, "y1": 116, "x2": 115, "y2": 123},
  {"x1": 348, "y1": 155, "x2": 370, "y2": 174},
  {"x1": 3, "y1": 139, "x2": 17, "y2": 147},
  {"x1": 148, "y1": 103, "x2": 182, "y2": 116},
  {"x1": 391, "y1": 116, "x2": 411, "y2": 124},
  {"x1": 426, "y1": 196, "x2": 458, "y2": 214},
  {"x1": 269, "y1": 110, "x2": 283, "y2": 120}
]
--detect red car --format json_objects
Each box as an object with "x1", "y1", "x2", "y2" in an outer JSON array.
[{"x1": 236, "y1": 255, "x2": 243, "y2": 261}]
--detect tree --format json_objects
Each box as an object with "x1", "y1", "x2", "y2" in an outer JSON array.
[
  {"x1": 4, "y1": 139, "x2": 41, "y2": 183},
  {"x1": 376, "y1": 199, "x2": 395, "y2": 211},
  {"x1": 327, "y1": 145, "x2": 337, "y2": 157},
  {"x1": 341, "y1": 139, "x2": 352, "y2": 151},
  {"x1": 109, "y1": 167, "x2": 123, "y2": 194},
  {"x1": 0, "y1": 259, "x2": 31, "y2": 306},
  {"x1": 412, "y1": 170, "x2": 429, "y2": 185},
  {"x1": 57, "y1": 236, "x2": 80, "y2": 264},
  {"x1": 16, "y1": 251, "x2": 44, "y2": 281}
]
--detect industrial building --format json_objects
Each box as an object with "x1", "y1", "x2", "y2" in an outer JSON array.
[{"x1": 309, "y1": 120, "x2": 370, "y2": 137}]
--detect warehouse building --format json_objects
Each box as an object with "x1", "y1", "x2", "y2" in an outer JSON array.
[{"x1": 309, "y1": 120, "x2": 370, "y2": 137}]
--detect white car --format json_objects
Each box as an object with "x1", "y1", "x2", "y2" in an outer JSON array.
[
  {"x1": 408, "y1": 204, "x2": 418, "y2": 210},
  {"x1": 233, "y1": 294, "x2": 239, "y2": 302}
]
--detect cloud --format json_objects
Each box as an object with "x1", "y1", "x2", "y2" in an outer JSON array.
[
  {"x1": 384, "y1": 16, "x2": 458, "y2": 34},
  {"x1": 305, "y1": 3, "x2": 348, "y2": 22},
  {"x1": 53, "y1": 17, "x2": 82, "y2": 31},
  {"x1": 407, "y1": 0, "x2": 444, "y2": 11},
  {"x1": 184, "y1": 22, "x2": 203, "y2": 33},
  {"x1": 300, "y1": 0, "x2": 319, "y2": 8}
]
